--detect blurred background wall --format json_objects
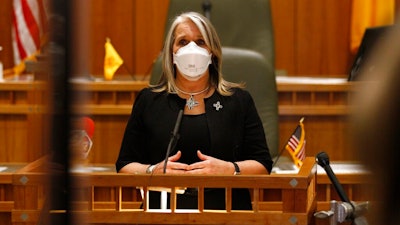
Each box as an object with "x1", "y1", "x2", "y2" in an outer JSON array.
[{"x1": 1, "y1": 0, "x2": 399, "y2": 79}]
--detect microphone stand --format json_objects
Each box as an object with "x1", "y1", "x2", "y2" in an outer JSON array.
[
  {"x1": 163, "y1": 110, "x2": 183, "y2": 173},
  {"x1": 314, "y1": 152, "x2": 369, "y2": 225},
  {"x1": 160, "y1": 110, "x2": 183, "y2": 210}
]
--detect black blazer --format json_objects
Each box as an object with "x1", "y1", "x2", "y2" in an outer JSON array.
[{"x1": 116, "y1": 87, "x2": 272, "y2": 172}]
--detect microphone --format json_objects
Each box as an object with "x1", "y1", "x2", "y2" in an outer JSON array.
[
  {"x1": 202, "y1": 0, "x2": 212, "y2": 20},
  {"x1": 316, "y1": 152, "x2": 352, "y2": 203},
  {"x1": 163, "y1": 110, "x2": 184, "y2": 173}
]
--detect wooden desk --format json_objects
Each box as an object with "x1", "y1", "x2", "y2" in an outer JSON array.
[
  {"x1": 276, "y1": 76, "x2": 361, "y2": 161},
  {"x1": 0, "y1": 80, "x2": 49, "y2": 162},
  {"x1": 277, "y1": 76, "x2": 353, "y2": 116},
  {"x1": 315, "y1": 162, "x2": 375, "y2": 207},
  {"x1": 71, "y1": 79, "x2": 148, "y2": 115},
  {"x1": 69, "y1": 77, "x2": 361, "y2": 164},
  {"x1": 0, "y1": 163, "x2": 27, "y2": 225},
  {"x1": 0, "y1": 77, "x2": 363, "y2": 164}
]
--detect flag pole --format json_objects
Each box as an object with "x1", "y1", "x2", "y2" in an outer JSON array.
[
  {"x1": 271, "y1": 142, "x2": 289, "y2": 170},
  {"x1": 271, "y1": 117, "x2": 305, "y2": 170}
]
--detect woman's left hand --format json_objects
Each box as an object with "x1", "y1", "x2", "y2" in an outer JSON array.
[{"x1": 185, "y1": 150, "x2": 234, "y2": 175}]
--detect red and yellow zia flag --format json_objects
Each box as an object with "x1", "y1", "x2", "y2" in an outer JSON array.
[
  {"x1": 285, "y1": 117, "x2": 306, "y2": 168},
  {"x1": 104, "y1": 38, "x2": 123, "y2": 80}
]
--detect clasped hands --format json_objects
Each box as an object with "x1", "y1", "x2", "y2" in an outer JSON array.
[{"x1": 151, "y1": 150, "x2": 233, "y2": 175}]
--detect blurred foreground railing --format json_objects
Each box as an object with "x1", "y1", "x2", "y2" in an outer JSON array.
[
  {"x1": 10, "y1": 157, "x2": 316, "y2": 225},
  {"x1": 69, "y1": 157, "x2": 316, "y2": 225}
]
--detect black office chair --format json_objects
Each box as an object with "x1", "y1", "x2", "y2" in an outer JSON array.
[{"x1": 150, "y1": 0, "x2": 279, "y2": 156}]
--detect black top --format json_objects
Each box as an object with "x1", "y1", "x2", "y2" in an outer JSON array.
[
  {"x1": 176, "y1": 114, "x2": 210, "y2": 164},
  {"x1": 116, "y1": 87, "x2": 273, "y2": 209}
]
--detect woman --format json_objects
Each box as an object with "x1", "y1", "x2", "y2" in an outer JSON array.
[{"x1": 116, "y1": 12, "x2": 272, "y2": 210}]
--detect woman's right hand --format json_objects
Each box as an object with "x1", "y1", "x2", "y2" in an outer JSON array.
[{"x1": 152, "y1": 151, "x2": 189, "y2": 174}]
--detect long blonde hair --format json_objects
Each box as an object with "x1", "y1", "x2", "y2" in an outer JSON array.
[{"x1": 151, "y1": 12, "x2": 244, "y2": 96}]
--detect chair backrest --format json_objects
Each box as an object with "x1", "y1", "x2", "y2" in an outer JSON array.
[
  {"x1": 161, "y1": 0, "x2": 275, "y2": 65},
  {"x1": 221, "y1": 47, "x2": 278, "y2": 157},
  {"x1": 150, "y1": 0, "x2": 279, "y2": 157}
]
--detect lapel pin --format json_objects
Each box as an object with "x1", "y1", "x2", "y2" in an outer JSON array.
[{"x1": 213, "y1": 101, "x2": 223, "y2": 111}]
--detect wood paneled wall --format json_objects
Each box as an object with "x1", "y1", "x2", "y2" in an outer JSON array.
[
  {"x1": 271, "y1": 0, "x2": 353, "y2": 75},
  {"x1": 1, "y1": 0, "x2": 399, "y2": 77},
  {"x1": 70, "y1": 0, "x2": 398, "y2": 77}
]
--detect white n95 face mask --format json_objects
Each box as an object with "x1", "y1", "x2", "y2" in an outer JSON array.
[{"x1": 173, "y1": 41, "x2": 212, "y2": 81}]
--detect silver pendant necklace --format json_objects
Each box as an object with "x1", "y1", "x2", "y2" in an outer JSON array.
[{"x1": 176, "y1": 86, "x2": 210, "y2": 110}]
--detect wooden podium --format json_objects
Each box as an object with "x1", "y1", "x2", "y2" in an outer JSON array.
[
  {"x1": 72, "y1": 157, "x2": 317, "y2": 225},
  {"x1": 77, "y1": 158, "x2": 316, "y2": 224},
  {"x1": 10, "y1": 157, "x2": 316, "y2": 225}
]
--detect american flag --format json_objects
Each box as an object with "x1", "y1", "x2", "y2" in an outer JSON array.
[
  {"x1": 12, "y1": 0, "x2": 48, "y2": 68},
  {"x1": 285, "y1": 117, "x2": 306, "y2": 168}
]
